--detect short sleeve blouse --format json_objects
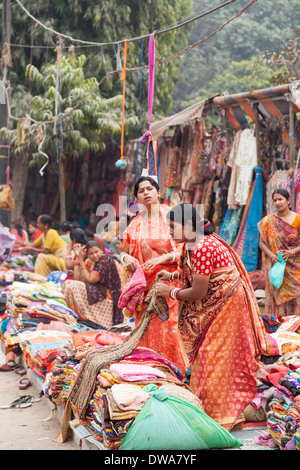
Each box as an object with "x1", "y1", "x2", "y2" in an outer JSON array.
[{"x1": 191, "y1": 235, "x2": 234, "y2": 276}]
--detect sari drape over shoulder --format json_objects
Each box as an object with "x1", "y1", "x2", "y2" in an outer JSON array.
[
  {"x1": 177, "y1": 233, "x2": 267, "y2": 430},
  {"x1": 122, "y1": 204, "x2": 185, "y2": 373},
  {"x1": 258, "y1": 214, "x2": 300, "y2": 317}
]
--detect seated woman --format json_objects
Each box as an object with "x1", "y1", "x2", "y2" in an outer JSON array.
[
  {"x1": 65, "y1": 227, "x2": 88, "y2": 279},
  {"x1": 156, "y1": 203, "x2": 267, "y2": 431},
  {"x1": 62, "y1": 240, "x2": 123, "y2": 329},
  {"x1": 20, "y1": 214, "x2": 67, "y2": 277},
  {"x1": 11, "y1": 218, "x2": 29, "y2": 255},
  {"x1": 28, "y1": 219, "x2": 43, "y2": 245},
  {"x1": 60, "y1": 221, "x2": 73, "y2": 244},
  {"x1": 110, "y1": 236, "x2": 122, "y2": 263},
  {"x1": 258, "y1": 188, "x2": 300, "y2": 317}
]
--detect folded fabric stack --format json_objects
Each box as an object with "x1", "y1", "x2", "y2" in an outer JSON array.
[
  {"x1": 6, "y1": 281, "x2": 79, "y2": 332},
  {"x1": 99, "y1": 386, "x2": 142, "y2": 449},
  {"x1": 44, "y1": 354, "x2": 79, "y2": 405},
  {"x1": 18, "y1": 330, "x2": 73, "y2": 379}
]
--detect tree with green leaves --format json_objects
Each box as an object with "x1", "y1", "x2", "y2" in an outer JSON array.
[
  {"x1": 252, "y1": 28, "x2": 300, "y2": 85},
  {"x1": 1, "y1": 54, "x2": 137, "y2": 222},
  {"x1": 172, "y1": 0, "x2": 300, "y2": 112},
  {"x1": 3, "y1": 0, "x2": 192, "y2": 127}
]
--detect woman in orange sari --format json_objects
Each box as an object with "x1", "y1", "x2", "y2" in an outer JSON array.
[
  {"x1": 121, "y1": 176, "x2": 185, "y2": 373},
  {"x1": 258, "y1": 188, "x2": 300, "y2": 317},
  {"x1": 156, "y1": 203, "x2": 267, "y2": 431}
]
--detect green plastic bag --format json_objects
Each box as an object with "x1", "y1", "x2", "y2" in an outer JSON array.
[
  {"x1": 119, "y1": 385, "x2": 243, "y2": 450},
  {"x1": 269, "y1": 251, "x2": 286, "y2": 289}
]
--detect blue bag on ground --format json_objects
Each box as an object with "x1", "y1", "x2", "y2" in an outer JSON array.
[
  {"x1": 269, "y1": 251, "x2": 286, "y2": 289},
  {"x1": 119, "y1": 385, "x2": 243, "y2": 450}
]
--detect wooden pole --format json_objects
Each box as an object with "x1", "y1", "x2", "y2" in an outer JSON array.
[
  {"x1": 289, "y1": 99, "x2": 295, "y2": 210},
  {"x1": 254, "y1": 104, "x2": 262, "y2": 168},
  {"x1": 0, "y1": 0, "x2": 11, "y2": 227}
]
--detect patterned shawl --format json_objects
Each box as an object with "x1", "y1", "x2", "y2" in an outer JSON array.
[
  {"x1": 85, "y1": 254, "x2": 123, "y2": 325},
  {"x1": 258, "y1": 214, "x2": 300, "y2": 305}
]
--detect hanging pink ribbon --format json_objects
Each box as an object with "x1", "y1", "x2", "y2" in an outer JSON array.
[{"x1": 147, "y1": 33, "x2": 155, "y2": 132}]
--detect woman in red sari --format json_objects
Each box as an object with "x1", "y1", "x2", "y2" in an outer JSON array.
[
  {"x1": 258, "y1": 189, "x2": 300, "y2": 317},
  {"x1": 121, "y1": 176, "x2": 185, "y2": 373},
  {"x1": 156, "y1": 203, "x2": 267, "y2": 430}
]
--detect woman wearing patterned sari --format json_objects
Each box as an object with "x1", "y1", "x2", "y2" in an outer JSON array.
[
  {"x1": 120, "y1": 175, "x2": 185, "y2": 373},
  {"x1": 258, "y1": 189, "x2": 300, "y2": 317},
  {"x1": 62, "y1": 240, "x2": 123, "y2": 329},
  {"x1": 156, "y1": 203, "x2": 267, "y2": 430}
]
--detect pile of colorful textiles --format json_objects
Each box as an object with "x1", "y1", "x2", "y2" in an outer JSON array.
[
  {"x1": 44, "y1": 354, "x2": 79, "y2": 405},
  {"x1": 251, "y1": 352, "x2": 300, "y2": 450},
  {"x1": 264, "y1": 315, "x2": 300, "y2": 357},
  {"x1": 70, "y1": 346, "x2": 205, "y2": 449},
  {"x1": 18, "y1": 330, "x2": 73, "y2": 379},
  {"x1": 261, "y1": 313, "x2": 285, "y2": 334},
  {"x1": 1, "y1": 254, "x2": 35, "y2": 272},
  {"x1": 5, "y1": 281, "x2": 79, "y2": 332},
  {"x1": 267, "y1": 369, "x2": 300, "y2": 450},
  {"x1": 94, "y1": 385, "x2": 142, "y2": 449}
]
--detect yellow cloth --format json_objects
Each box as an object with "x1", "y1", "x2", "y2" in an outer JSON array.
[
  {"x1": 33, "y1": 229, "x2": 67, "y2": 277},
  {"x1": 34, "y1": 229, "x2": 66, "y2": 253},
  {"x1": 292, "y1": 214, "x2": 300, "y2": 234}
]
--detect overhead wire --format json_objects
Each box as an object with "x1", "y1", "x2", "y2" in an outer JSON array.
[
  {"x1": 2, "y1": 0, "x2": 258, "y2": 128},
  {"x1": 13, "y1": 0, "x2": 244, "y2": 47}
]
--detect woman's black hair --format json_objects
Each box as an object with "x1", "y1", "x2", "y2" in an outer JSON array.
[
  {"x1": 38, "y1": 214, "x2": 52, "y2": 227},
  {"x1": 167, "y1": 203, "x2": 214, "y2": 235},
  {"x1": 60, "y1": 220, "x2": 73, "y2": 233},
  {"x1": 70, "y1": 227, "x2": 87, "y2": 245},
  {"x1": 133, "y1": 176, "x2": 160, "y2": 198},
  {"x1": 85, "y1": 239, "x2": 103, "y2": 252},
  {"x1": 28, "y1": 219, "x2": 38, "y2": 228},
  {"x1": 272, "y1": 188, "x2": 290, "y2": 200},
  {"x1": 14, "y1": 223, "x2": 23, "y2": 237}
]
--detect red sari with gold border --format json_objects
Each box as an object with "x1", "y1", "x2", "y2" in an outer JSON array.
[{"x1": 177, "y1": 233, "x2": 267, "y2": 430}]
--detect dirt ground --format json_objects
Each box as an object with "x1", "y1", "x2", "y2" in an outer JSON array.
[{"x1": 0, "y1": 350, "x2": 79, "y2": 451}]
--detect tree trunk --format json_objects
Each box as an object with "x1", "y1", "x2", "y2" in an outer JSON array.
[
  {"x1": 0, "y1": 0, "x2": 11, "y2": 227},
  {"x1": 58, "y1": 155, "x2": 66, "y2": 223},
  {"x1": 11, "y1": 153, "x2": 30, "y2": 224}
]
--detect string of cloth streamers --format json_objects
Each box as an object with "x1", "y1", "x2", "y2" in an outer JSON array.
[
  {"x1": 3, "y1": 0, "x2": 258, "y2": 128},
  {"x1": 2, "y1": 0, "x2": 258, "y2": 175}
]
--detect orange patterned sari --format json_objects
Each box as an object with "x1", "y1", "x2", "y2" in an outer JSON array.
[
  {"x1": 258, "y1": 214, "x2": 300, "y2": 317},
  {"x1": 177, "y1": 234, "x2": 267, "y2": 430},
  {"x1": 122, "y1": 204, "x2": 185, "y2": 373}
]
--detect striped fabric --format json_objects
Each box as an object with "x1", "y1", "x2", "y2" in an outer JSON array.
[{"x1": 213, "y1": 84, "x2": 300, "y2": 128}]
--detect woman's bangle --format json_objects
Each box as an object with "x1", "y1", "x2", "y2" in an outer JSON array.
[
  {"x1": 120, "y1": 253, "x2": 128, "y2": 264},
  {"x1": 162, "y1": 252, "x2": 175, "y2": 264},
  {"x1": 169, "y1": 288, "x2": 182, "y2": 300},
  {"x1": 169, "y1": 271, "x2": 178, "y2": 282},
  {"x1": 74, "y1": 262, "x2": 80, "y2": 267}
]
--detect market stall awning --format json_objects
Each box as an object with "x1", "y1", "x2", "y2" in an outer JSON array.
[
  {"x1": 212, "y1": 84, "x2": 300, "y2": 128},
  {"x1": 150, "y1": 99, "x2": 205, "y2": 139}
]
